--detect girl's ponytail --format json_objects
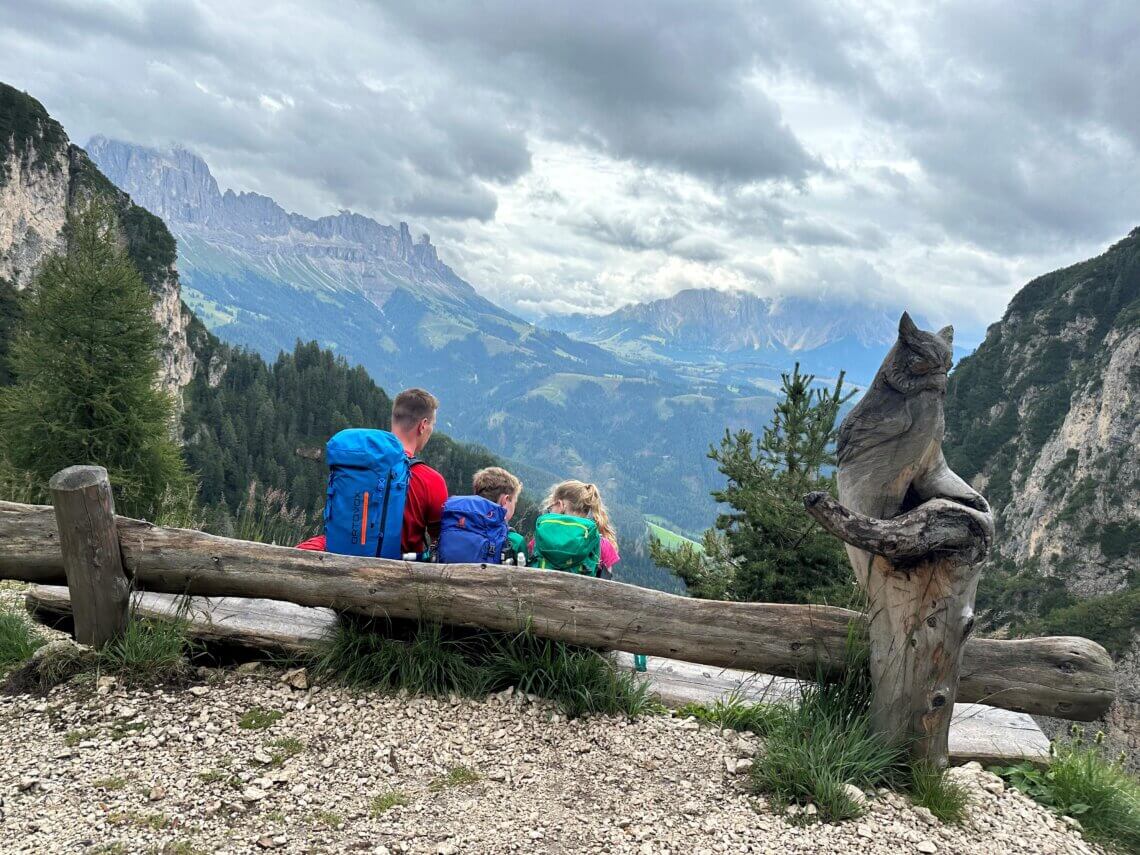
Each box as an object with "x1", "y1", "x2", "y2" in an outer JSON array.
[{"x1": 583, "y1": 482, "x2": 617, "y2": 544}]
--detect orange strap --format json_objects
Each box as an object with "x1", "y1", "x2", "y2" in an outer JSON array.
[{"x1": 360, "y1": 492, "x2": 370, "y2": 544}]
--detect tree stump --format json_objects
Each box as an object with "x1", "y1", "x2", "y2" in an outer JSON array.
[
  {"x1": 804, "y1": 314, "x2": 995, "y2": 766},
  {"x1": 48, "y1": 465, "x2": 130, "y2": 648}
]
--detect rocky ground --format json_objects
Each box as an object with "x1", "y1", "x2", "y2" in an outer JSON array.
[{"x1": 0, "y1": 670, "x2": 1109, "y2": 855}]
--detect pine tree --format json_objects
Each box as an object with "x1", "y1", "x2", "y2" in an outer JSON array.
[
  {"x1": 0, "y1": 278, "x2": 21, "y2": 386},
  {"x1": 653, "y1": 364, "x2": 856, "y2": 604},
  {"x1": 0, "y1": 200, "x2": 189, "y2": 517}
]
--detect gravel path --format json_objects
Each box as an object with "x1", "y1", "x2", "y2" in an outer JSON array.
[{"x1": 0, "y1": 666, "x2": 1105, "y2": 855}]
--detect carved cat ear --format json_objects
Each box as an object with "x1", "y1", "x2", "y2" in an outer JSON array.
[
  {"x1": 898, "y1": 312, "x2": 920, "y2": 342},
  {"x1": 938, "y1": 324, "x2": 954, "y2": 346}
]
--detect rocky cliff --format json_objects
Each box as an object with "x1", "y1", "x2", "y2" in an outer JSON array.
[
  {"x1": 944, "y1": 228, "x2": 1140, "y2": 757},
  {"x1": 0, "y1": 85, "x2": 194, "y2": 396},
  {"x1": 86, "y1": 136, "x2": 476, "y2": 307}
]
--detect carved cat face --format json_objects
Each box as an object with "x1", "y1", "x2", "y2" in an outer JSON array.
[{"x1": 884, "y1": 312, "x2": 954, "y2": 395}]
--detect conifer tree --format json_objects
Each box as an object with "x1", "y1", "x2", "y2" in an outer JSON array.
[
  {"x1": 653, "y1": 364, "x2": 856, "y2": 604},
  {"x1": 0, "y1": 200, "x2": 189, "y2": 517}
]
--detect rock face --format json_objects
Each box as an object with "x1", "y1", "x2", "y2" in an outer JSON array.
[
  {"x1": 944, "y1": 227, "x2": 1140, "y2": 759},
  {"x1": 0, "y1": 84, "x2": 194, "y2": 397},
  {"x1": 86, "y1": 135, "x2": 474, "y2": 308},
  {"x1": 0, "y1": 147, "x2": 68, "y2": 287}
]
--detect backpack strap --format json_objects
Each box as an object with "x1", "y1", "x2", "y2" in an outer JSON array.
[{"x1": 407, "y1": 456, "x2": 425, "y2": 468}]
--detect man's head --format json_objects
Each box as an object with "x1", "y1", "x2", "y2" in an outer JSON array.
[
  {"x1": 473, "y1": 467, "x2": 522, "y2": 521},
  {"x1": 391, "y1": 388, "x2": 439, "y2": 455}
]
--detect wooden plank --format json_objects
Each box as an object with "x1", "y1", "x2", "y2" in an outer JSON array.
[
  {"x1": 26, "y1": 585, "x2": 335, "y2": 653},
  {"x1": 0, "y1": 500, "x2": 1115, "y2": 720},
  {"x1": 25, "y1": 587, "x2": 1049, "y2": 764},
  {"x1": 610, "y1": 652, "x2": 802, "y2": 707}
]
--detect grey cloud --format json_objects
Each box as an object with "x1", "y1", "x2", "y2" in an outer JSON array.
[
  {"x1": 0, "y1": 0, "x2": 224, "y2": 56},
  {"x1": 399, "y1": 181, "x2": 499, "y2": 223},
  {"x1": 0, "y1": 1, "x2": 525, "y2": 223},
  {"x1": 668, "y1": 235, "x2": 728, "y2": 263},
  {"x1": 379, "y1": 0, "x2": 818, "y2": 182},
  {"x1": 562, "y1": 207, "x2": 687, "y2": 253},
  {"x1": 816, "y1": 2, "x2": 1140, "y2": 253}
]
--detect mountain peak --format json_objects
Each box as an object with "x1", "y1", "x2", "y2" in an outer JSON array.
[{"x1": 87, "y1": 135, "x2": 222, "y2": 226}]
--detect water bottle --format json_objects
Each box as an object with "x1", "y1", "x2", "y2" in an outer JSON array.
[{"x1": 634, "y1": 654, "x2": 648, "y2": 673}]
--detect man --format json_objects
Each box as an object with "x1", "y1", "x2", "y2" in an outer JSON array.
[{"x1": 297, "y1": 388, "x2": 449, "y2": 556}]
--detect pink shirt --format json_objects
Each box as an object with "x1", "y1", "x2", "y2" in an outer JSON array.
[{"x1": 599, "y1": 538, "x2": 620, "y2": 571}]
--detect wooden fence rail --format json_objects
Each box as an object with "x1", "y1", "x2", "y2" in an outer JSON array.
[{"x1": 0, "y1": 495, "x2": 1116, "y2": 721}]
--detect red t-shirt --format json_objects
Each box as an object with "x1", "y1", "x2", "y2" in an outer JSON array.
[{"x1": 296, "y1": 457, "x2": 448, "y2": 555}]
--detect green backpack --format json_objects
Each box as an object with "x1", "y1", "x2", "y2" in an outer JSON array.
[{"x1": 532, "y1": 513, "x2": 601, "y2": 576}]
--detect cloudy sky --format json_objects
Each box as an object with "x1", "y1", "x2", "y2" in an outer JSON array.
[{"x1": 2, "y1": 0, "x2": 1137, "y2": 335}]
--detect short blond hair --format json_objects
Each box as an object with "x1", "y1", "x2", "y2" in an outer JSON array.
[
  {"x1": 473, "y1": 467, "x2": 522, "y2": 502},
  {"x1": 392, "y1": 388, "x2": 439, "y2": 429}
]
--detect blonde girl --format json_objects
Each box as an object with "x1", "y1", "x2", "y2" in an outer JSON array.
[{"x1": 543, "y1": 480, "x2": 620, "y2": 574}]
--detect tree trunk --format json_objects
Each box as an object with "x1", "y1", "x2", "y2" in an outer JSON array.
[
  {"x1": 805, "y1": 492, "x2": 994, "y2": 763},
  {"x1": 0, "y1": 499, "x2": 1114, "y2": 720},
  {"x1": 47, "y1": 466, "x2": 129, "y2": 648}
]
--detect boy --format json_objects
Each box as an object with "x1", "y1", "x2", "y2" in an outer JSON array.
[{"x1": 472, "y1": 466, "x2": 527, "y2": 561}]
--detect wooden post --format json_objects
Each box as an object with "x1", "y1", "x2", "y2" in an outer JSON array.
[
  {"x1": 48, "y1": 465, "x2": 129, "y2": 648},
  {"x1": 804, "y1": 314, "x2": 996, "y2": 767}
]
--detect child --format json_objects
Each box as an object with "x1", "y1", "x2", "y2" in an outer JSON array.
[
  {"x1": 471, "y1": 466, "x2": 527, "y2": 562},
  {"x1": 535, "y1": 480, "x2": 620, "y2": 577}
]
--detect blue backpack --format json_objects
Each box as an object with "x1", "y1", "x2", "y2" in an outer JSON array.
[
  {"x1": 436, "y1": 496, "x2": 509, "y2": 565},
  {"x1": 324, "y1": 429, "x2": 419, "y2": 559}
]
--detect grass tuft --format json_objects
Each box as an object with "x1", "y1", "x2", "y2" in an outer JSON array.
[
  {"x1": 96, "y1": 605, "x2": 195, "y2": 686},
  {"x1": 266, "y1": 736, "x2": 305, "y2": 765},
  {"x1": 483, "y1": 630, "x2": 655, "y2": 719},
  {"x1": 93, "y1": 776, "x2": 128, "y2": 790},
  {"x1": 908, "y1": 762, "x2": 969, "y2": 823},
  {"x1": 994, "y1": 727, "x2": 1140, "y2": 852},
  {"x1": 312, "y1": 809, "x2": 343, "y2": 828},
  {"x1": 65, "y1": 727, "x2": 98, "y2": 747},
  {"x1": 308, "y1": 616, "x2": 483, "y2": 697},
  {"x1": 749, "y1": 643, "x2": 905, "y2": 822},
  {"x1": 109, "y1": 720, "x2": 147, "y2": 741},
  {"x1": 428, "y1": 765, "x2": 481, "y2": 792},
  {"x1": 0, "y1": 609, "x2": 44, "y2": 670},
  {"x1": 676, "y1": 694, "x2": 787, "y2": 736},
  {"x1": 308, "y1": 615, "x2": 653, "y2": 719},
  {"x1": 370, "y1": 790, "x2": 410, "y2": 816},
  {"x1": 238, "y1": 707, "x2": 283, "y2": 730},
  {"x1": 161, "y1": 842, "x2": 207, "y2": 855}
]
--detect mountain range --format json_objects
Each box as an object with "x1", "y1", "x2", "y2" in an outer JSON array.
[
  {"x1": 86, "y1": 138, "x2": 899, "y2": 529},
  {"x1": 545, "y1": 287, "x2": 905, "y2": 389}
]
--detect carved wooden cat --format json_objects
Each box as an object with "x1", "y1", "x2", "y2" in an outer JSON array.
[{"x1": 836, "y1": 313, "x2": 988, "y2": 580}]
